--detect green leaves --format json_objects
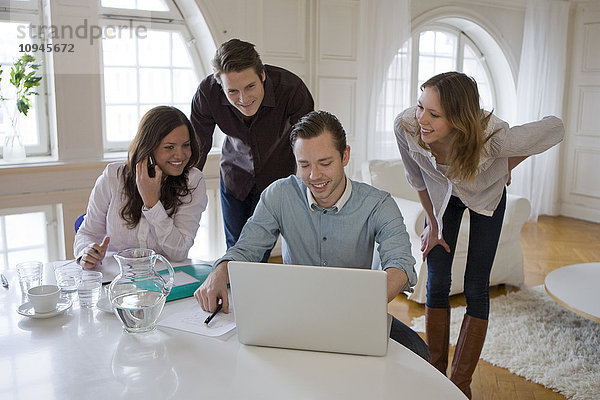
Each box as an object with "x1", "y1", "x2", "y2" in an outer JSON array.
[
  {"x1": 17, "y1": 99, "x2": 30, "y2": 115},
  {"x1": 1, "y1": 53, "x2": 42, "y2": 117}
]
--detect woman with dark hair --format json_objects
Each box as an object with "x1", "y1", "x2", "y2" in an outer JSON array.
[
  {"x1": 395, "y1": 72, "x2": 563, "y2": 398},
  {"x1": 74, "y1": 106, "x2": 207, "y2": 268}
]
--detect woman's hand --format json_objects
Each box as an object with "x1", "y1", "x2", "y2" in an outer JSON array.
[
  {"x1": 135, "y1": 156, "x2": 162, "y2": 209},
  {"x1": 507, "y1": 156, "x2": 528, "y2": 186},
  {"x1": 420, "y1": 223, "x2": 450, "y2": 261},
  {"x1": 79, "y1": 236, "x2": 110, "y2": 269}
]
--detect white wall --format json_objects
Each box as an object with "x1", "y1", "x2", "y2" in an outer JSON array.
[
  {"x1": 1, "y1": 0, "x2": 598, "y2": 261},
  {"x1": 195, "y1": 0, "x2": 529, "y2": 176},
  {"x1": 196, "y1": 0, "x2": 600, "y2": 223},
  {"x1": 560, "y1": 1, "x2": 600, "y2": 223}
]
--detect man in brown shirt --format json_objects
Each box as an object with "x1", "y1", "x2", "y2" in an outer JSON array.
[{"x1": 191, "y1": 39, "x2": 314, "y2": 255}]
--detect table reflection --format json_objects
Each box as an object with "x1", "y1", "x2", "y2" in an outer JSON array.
[{"x1": 111, "y1": 330, "x2": 179, "y2": 399}]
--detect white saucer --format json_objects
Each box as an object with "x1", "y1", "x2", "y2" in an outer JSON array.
[
  {"x1": 96, "y1": 297, "x2": 113, "y2": 313},
  {"x1": 17, "y1": 299, "x2": 72, "y2": 319}
]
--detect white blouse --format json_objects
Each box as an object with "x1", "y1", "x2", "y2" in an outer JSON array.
[
  {"x1": 73, "y1": 162, "x2": 208, "y2": 262},
  {"x1": 395, "y1": 106, "x2": 564, "y2": 236}
]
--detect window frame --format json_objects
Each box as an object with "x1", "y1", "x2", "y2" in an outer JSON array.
[
  {"x1": 0, "y1": 204, "x2": 61, "y2": 268},
  {"x1": 0, "y1": 6, "x2": 51, "y2": 158},
  {"x1": 459, "y1": 32, "x2": 497, "y2": 112},
  {"x1": 98, "y1": 0, "x2": 204, "y2": 153},
  {"x1": 99, "y1": 0, "x2": 182, "y2": 20},
  {"x1": 0, "y1": 0, "x2": 41, "y2": 12},
  {"x1": 372, "y1": 22, "x2": 499, "y2": 160},
  {"x1": 410, "y1": 23, "x2": 497, "y2": 108}
]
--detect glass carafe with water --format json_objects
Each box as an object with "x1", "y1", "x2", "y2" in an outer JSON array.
[{"x1": 109, "y1": 248, "x2": 175, "y2": 333}]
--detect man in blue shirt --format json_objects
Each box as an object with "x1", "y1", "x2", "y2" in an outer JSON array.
[{"x1": 195, "y1": 110, "x2": 429, "y2": 359}]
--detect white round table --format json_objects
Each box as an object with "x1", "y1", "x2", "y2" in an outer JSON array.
[
  {"x1": 544, "y1": 262, "x2": 600, "y2": 323},
  {"x1": 0, "y1": 265, "x2": 467, "y2": 400}
]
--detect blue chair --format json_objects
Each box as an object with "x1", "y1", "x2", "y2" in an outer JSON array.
[{"x1": 74, "y1": 214, "x2": 85, "y2": 233}]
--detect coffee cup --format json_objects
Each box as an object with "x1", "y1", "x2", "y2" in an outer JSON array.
[{"x1": 28, "y1": 285, "x2": 60, "y2": 314}]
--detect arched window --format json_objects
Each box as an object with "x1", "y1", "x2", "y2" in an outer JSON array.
[
  {"x1": 373, "y1": 23, "x2": 502, "y2": 160},
  {"x1": 99, "y1": 0, "x2": 205, "y2": 152},
  {"x1": 416, "y1": 27, "x2": 495, "y2": 109},
  {"x1": 99, "y1": 0, "x2": 225, "y2": 260},
  {"x1": 1, "y1": 0, "x2": 50, "y2": 160}
]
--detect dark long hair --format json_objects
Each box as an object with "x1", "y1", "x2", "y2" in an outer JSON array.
[{"x1": 120, "y1": 106, "x2": 200, "y2": 228}]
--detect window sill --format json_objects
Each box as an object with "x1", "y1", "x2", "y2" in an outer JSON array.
[
  {"x1": 0, "y1": 148, "x2": 219, "y2": 174},
  {"x1": 103, "y1": 151, "x2": 127, "y2": 161},
  {"x1": 0, "y1": 157, "x2": 111, "y2": 175},
  {"x1": 101, "y1": 148, "x2": 220, "y2": 162},
  {"x1": 0, "y1": 155, "x2": 56, "y2": 169}
]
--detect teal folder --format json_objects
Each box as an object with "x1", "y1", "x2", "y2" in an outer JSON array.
[{"x1": 157, "y1": 264, "x2": 213, "y2": 302}]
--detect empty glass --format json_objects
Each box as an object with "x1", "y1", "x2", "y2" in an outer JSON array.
[
  {"x1": 78, "y1": 271, "x2": 103, "y2": 308},
  {"x1": 54, "y1": 262, "x2": 83, "y2": 293},
  {"x1": 16, "y1": 261, "x2": 43, "y2": 299}
]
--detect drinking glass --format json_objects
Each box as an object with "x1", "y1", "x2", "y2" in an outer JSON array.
[
  {"x1": 54, "y1": 262, "x2": 83, "y2": 293},
  {"x1": 78, "y1": 271, "x2": 103, "y2": 308},
  {"x1": 16, "y1": 261, "x2": 43, "y2": 299}
]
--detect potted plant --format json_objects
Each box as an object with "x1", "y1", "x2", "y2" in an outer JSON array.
[{"x1": 1, "y1": 53, "x2": 42, "y2": 162}]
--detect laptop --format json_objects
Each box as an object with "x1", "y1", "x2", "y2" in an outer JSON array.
[{"x1": 228, "y1": 261, "x2": 391, "y2": 356}]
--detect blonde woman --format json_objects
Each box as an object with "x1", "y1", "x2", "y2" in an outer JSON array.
[{"x1": 395, "y1": 72, "x2": 563, "y2": 398}]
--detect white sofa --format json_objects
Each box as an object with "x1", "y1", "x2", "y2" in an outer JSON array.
[{"x1": 362, "y1": 159, "x2": 530, "y2": 303}]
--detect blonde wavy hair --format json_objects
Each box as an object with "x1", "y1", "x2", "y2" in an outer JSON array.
[{"x1": 404, "y1": 72, "x2": 497, "y2": 183}]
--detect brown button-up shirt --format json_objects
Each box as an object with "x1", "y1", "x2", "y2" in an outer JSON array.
[{"x1": 191, "y1": 65, "x2": 314, "y2": 201}]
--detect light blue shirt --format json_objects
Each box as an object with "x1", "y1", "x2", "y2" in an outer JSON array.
[{"x1": 216, "y1": 175, "x2": 417, "y2": 291}]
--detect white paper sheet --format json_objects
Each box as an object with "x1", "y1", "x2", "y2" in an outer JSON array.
[
  {"x1": 90, "y1": 256, "x2": 121, "y2": 284},
  {"x1": 171, "y1": 270, "x2": 200, "y2": 286},
  {"x1": 157, "y1": 296, "x2": 236, "y2": 338}
]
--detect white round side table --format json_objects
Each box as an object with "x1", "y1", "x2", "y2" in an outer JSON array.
[{"x1": 544, "y1": 262, "x2": 600, "y2": 323}]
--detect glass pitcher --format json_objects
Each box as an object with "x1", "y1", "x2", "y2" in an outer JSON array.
[{"x1": 109, "y1": 248, "x2": 175, "y2": 333}]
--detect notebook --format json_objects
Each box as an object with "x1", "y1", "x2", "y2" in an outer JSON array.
[{"x1": 228, "y1": 261, "x2": 391, "y2": 356}]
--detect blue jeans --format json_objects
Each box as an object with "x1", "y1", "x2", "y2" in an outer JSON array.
[
  {"x1": 220, "y1": 177, "x2": 271, "y2": 262},
  {"x1": 390, "y1": 317, "x2": 429, "y2": 360},
  {"x1": 426, "y1": 189, "x2": 506, "y2": 320}
]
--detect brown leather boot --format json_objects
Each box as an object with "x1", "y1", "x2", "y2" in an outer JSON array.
[
  {"x1": 450, "y1": 314, "x2": 488, "y2": 399},
  {"x1": 425, "y1": 306, "x2": 450, "y2": 375}
]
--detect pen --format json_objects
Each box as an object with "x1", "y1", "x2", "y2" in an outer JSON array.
[
  {"x1": 1, "y1": 273, "x2": 8, "y2": 288},
  {"x1": 58, "y1": 259, "x2": 77, "y2": 268},
  {"x1": 204, "y1": 303, "x2": 223, "y2": 325}
]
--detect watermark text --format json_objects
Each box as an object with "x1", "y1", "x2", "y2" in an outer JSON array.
[{"x1": 16, "y1": 19, "x2": 147, "y2": 46}]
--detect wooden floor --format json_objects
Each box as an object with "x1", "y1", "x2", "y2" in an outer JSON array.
[{"x1": 387, "y1": 215, "x2": 600, "y2": 399}]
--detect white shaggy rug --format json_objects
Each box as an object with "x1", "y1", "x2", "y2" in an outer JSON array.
[{"x1": 411, "y1": 286, "x2": 600, "y2": 400}]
